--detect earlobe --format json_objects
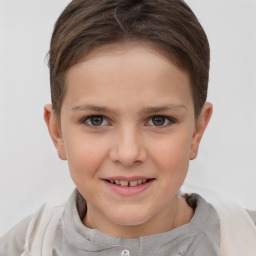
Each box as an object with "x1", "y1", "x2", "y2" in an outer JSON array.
[
  {"x1": 44, "y1": 104, "x2": 67, "y2": 160},
  {"x1": 190, "y1": 103, "x2": 213, "y2": 160}
]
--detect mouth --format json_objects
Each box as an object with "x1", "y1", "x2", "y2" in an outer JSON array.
[
  {"x1": 103, "y1": 177, "x2": 155, "y2": 196},
  {"x1": 104, "y1": 178, "x2": 155, "y2": 187}
]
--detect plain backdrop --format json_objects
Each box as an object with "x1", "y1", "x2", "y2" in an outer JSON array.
[{"x1": 0, "y1": 0, "x2": 255, "y2": 235}]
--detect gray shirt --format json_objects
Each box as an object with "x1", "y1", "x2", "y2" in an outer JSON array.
[{"x1": 0, "y1": 190, "x2": 220, "y2": 256}]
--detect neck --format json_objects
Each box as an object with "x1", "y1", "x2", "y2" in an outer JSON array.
[{"x1": 83, "y1": 196, "x2": 194, "y2": 238}]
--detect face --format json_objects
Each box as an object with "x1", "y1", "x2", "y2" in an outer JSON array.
[{"x1": 45, "y1": 43, "x2": 212, "y2": 237}]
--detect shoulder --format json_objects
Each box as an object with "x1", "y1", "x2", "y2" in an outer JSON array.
[
  {"x1": 181, "y1": 185, "x2": 256, "y2": 255},
  {"x1": 0, "y1": 215, "x2": 32, "y2": 256},
  {"x1": 0, "y1": 204, "x2": 65, "y2": 256},
  {"x1": 246, "y1": 209, "x2": 256, "y2": 225}
]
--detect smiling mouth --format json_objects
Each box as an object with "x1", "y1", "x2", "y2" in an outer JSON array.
[{"x1": 104, "y1": 179, "x2": 155, "y2": 187}]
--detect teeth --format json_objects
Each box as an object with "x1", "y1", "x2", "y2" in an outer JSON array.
[
  {"x1": 109, "y1": 179, "x2": 151, "y2": 186},
  {"x1": 120, "y1": 180, "x2": 129, "y2": 186},
  {"x1": 130, "y1": 180, "x2": 138, "y2": 187}
]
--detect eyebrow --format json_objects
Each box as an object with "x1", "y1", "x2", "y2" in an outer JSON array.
[
  {"x1": 138, "y1": 104, "x2": 187, "y2": 115},
  {"x1": 71, "y1": 104, "x2": 187, "y2": 115},
  {"x1": 71, "y1": 105, "x2": 117, "y2": 114}
]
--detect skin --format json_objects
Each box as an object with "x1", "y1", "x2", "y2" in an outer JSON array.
[{"x1": 44, "y1": 43, "x2": 212, "y2": 238}]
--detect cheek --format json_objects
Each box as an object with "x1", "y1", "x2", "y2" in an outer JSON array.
[
  {"x1": 63, "y1": 133, "x2": 109, "y2": 180},
  {"x1": 151, "y1": 132, "x2": 192, "y2": 175}
]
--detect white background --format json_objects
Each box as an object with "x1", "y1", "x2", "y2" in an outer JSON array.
[{"x1": 0, "y1": 0, "x2": 255, "y2": 235}]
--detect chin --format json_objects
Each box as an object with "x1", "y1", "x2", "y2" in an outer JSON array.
[{"x1": 110, "y1": 209, "x2": 152, "y2": 227}]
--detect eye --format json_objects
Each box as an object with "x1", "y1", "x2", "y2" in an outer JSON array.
[
  {"x1": 81, "y1": 115, "x2": 109, "y2": 127},
  {"x1": 148, "y1": 115, "x2": 175, "y2": 127}
]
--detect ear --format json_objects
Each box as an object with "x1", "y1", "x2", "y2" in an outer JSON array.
[
  {"x1": 190, "y1": 103, "x2": 213, "y2": 160},
  {"x1": 44, "y1": 104, "x2": 67, "y2": 160}
]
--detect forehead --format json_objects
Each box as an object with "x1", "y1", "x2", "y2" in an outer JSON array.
[
  {"x1": 63, "y1": 43, "x2": 193, "y2": 114},
  {"x1": 69, "y1": 41, "x2": 188, "y2": 82}
]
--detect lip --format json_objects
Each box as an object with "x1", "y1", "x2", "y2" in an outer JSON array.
[
  {"x1": 105, "y1": 176, "x2": 153, "y2": 181},
  {"x1": 102, "y1": 176, "x2": 155, "y2": 196}
]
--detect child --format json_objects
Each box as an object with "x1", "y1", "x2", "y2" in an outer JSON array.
[{"x1": 1, "y1": 0, "x2": 256, "y2": 255}]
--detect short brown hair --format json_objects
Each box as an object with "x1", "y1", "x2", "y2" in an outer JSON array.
[{"x1": 48, "y1": 0, "x2": 210, "y2": 119}]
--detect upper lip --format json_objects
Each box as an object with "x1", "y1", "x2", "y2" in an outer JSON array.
[{"x1": 104, "y1": 176, "x2": 154, "y2": 181}]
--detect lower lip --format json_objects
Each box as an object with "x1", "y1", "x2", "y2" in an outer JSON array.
[{"x1": 103, "y1": 179, "x2": 154, "y2": 196}]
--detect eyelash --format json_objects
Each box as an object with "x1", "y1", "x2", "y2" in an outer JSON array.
[
  {"x1": 79, "y1": 115, "x2": 176, "y2": 128},
  {"x1": 147, "y1": 115, "x2": 176, "y2": 127},
  {"x1": 80, "y1": 115, "x2": 110, "y2": 129}
]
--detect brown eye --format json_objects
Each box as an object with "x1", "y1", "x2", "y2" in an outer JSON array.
[
  {"x1": 89, "y1": 116, "x2": 104, "y2": 126},
  {"x1": 81, "y1": 115, "x2": 110, "y2": 128},
  {"x1": 152, "y1": 116, "x2": 166, "y2": 126},
  {"x1": 148, "y1": 115, "x2": 175, "y2": 127}
]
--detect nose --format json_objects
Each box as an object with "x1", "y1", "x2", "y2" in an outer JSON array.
[{"x1": 109, "y1": 126, "x2": 147, "y2": 167}]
